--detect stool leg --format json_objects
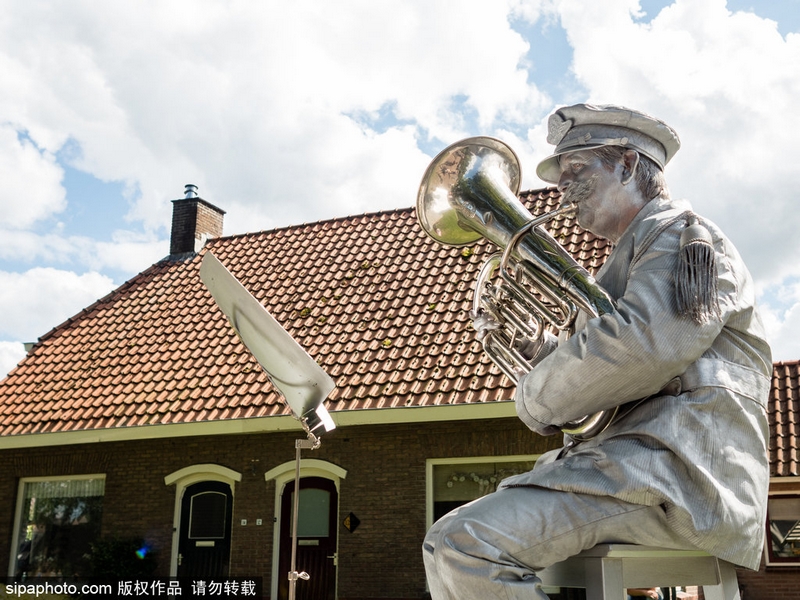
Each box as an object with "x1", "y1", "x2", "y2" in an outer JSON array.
[
  {"x1": 702, "y1": 561, "x2": 740, "y2": 600},
  {"x1": 585, "y1": 556, "x2": 625, "y2": 600}
]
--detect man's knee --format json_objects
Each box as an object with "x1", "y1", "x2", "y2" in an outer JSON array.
[
  {"x1": 426, "y1": 508, "x2": 508, "y2": 569},
  {"x1": 427, "y1": 511, "x2": 483, "y2": 564}
]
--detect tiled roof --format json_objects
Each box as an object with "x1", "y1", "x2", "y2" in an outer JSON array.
[
  {"x1": 0, "y1": 190, "x2": 611, "y2": 437},
  {"x1": 1, "y1": 188, "x2": 796, "y2": 477},
  {"x1": 770, "y1": 360, "x2": 800, "y2": 477}
]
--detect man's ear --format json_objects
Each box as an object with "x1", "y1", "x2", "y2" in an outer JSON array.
[{"x1": 620, "y1": 149, "x2": 640, "y2": 185}]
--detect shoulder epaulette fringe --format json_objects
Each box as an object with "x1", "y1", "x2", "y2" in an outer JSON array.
[{"x1": 676, "y1": 214, "x2": 721, "y2": 325}]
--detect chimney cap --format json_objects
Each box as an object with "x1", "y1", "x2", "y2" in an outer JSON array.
[{"x1": 184, "y1": 184, "x2": 199, "y2": 199}]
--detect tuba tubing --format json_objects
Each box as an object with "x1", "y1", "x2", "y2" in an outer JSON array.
[{"x1": 416, "y1": 136, "x2": 617, "y2": 440}]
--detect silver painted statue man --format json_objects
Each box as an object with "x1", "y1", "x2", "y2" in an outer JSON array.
[{"x1": 423, "y1": 104, "x2": 772, "y2": 599}]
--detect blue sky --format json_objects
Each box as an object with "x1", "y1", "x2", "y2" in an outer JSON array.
[{"x1": 1, "y1": 0, "x2": 799, "y2": 377}]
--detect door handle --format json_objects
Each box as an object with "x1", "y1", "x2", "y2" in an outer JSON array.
[
  {"x1": 178, "y1": 553, "x2": 183, "y2": 566},
  {"x1": 327, "y1": 552, "x2": 338, "y2": 566}
]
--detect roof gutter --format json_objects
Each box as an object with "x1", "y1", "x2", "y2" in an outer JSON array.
[{"x1": 0, "y1": 402, "x2": 517, "y2": 450}]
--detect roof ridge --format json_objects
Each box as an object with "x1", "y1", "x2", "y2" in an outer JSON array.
[
  {"x1": 209, "y1": 205, "x2": 417, "y2": 245},
  {"x1": 205, "y1": 187, "x2": 559, "y2": 246},
  {"x1": 774, "y1": 359, "x2": 800, "y2": 368}
]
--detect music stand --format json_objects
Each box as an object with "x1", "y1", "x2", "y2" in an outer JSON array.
[{"x1": 200, "y1": 252, "x2": 336, "y2": 600}]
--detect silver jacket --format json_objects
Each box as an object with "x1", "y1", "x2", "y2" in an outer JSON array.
[{"x1": 508, "y1": 197, "x2": 772, "y2": 570}]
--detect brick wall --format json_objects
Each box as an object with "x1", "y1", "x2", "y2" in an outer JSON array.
[
  {"x1": 1, "y1": 418, "x2": 794, "y2": 599},
  {"x1": 736, "y1": 562, "x2": 800, "y2": 599},
  {"x1": 0, "y1": 416, "x2": 554, "y2": 598}
]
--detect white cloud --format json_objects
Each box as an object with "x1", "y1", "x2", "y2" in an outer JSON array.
[
  {"x1": 0, "y1": 341, "x2": 26, "y2": 381},
  {"x1": 545, "y1": 0, "x2": 800, "y2": 359},
  {"x1": 0, "y1": 0, "x2": 798, "y2": 364},
  {"x1": 92, "y1": 231, "x2": 167, "y2": 274},
  {"x1": 0, "y1": 124, "x2": 66, "y2": 228},
  {"x1": 0, "y1": 268, "x2": 116, "y2": 341},
  {"x1": 552, "y1": 0, "x2": 800, "y2": 279},
  {"x1": 761, "y1": 301, "x2": 800, "y2": 362},
  {"x1": 0, "y1": 0, "x2": 550, "y2": 236},
  {"x1": 0, "y1": 0, "x2": 562, "y2": 374},
  {"x1": 0, "y1": 229, "x2": 165, "y2": 276},
  {"x1": 758, "y1": 278, "x2": 800, "y2": 361}
]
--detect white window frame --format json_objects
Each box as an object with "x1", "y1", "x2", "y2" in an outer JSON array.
[
  {"x1": 425, "y1": 455, "x2": 541, "y2": 531},
  {"x1": 8, "y1": 473, "x2": 106, "y2": 577},
  {"x1": 765, "y1": 491, "x2": 800, "y2": 567}
]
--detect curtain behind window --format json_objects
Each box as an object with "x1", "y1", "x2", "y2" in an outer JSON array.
[{"x1": 14, "y1": 476, "x2": 105, "y2": 579}]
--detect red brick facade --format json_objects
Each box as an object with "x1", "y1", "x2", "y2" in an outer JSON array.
[
  {"x1": 737, "y1": 565, "x2": 800, "y2": 600},
  {"x1": 0, "y1": 417, "x2": 557, "y2": 599}
]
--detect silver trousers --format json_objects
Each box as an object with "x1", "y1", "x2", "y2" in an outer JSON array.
[{"x1": 423, "y1": 486, "x2": 696, "y2": 600}]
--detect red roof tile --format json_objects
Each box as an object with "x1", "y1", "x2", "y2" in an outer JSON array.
[
  {"x1": 2, "y1": 190, "x2": 598, "y2": 437},
  {"x1": 770, "y1": 360, "x2": 800, "y2": 477}
]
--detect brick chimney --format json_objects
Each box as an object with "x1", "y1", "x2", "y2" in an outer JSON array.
[{"x1": 170, "y1": 184, "x2": 225, "y2": 256}]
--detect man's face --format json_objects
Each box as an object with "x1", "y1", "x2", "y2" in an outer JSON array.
[{"x1": 556, "y1": 149, "x2": 627, "y2": 242}]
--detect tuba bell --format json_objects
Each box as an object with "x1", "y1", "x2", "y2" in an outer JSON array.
[{"x1": 416, "y1": 136, "x2": 617, "y2": 441}]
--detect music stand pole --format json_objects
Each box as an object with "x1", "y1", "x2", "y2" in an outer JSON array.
[{"x1": 288, "y1": 430, "x2": 320, "y2": 600}]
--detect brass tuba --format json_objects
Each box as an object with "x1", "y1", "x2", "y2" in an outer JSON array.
[{"x1": 416, "y1": 137, "x2": 617, "y2": 440}]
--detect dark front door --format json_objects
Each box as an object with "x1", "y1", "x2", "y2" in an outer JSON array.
[
  {"x1": 177, "y1": 481, "x2": 233, "y2": 578},
  {"x1": 278, "y1": 477, "x2": 338, "y2": 600}
]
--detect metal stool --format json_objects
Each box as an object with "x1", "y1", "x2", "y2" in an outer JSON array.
[{"x1": 537, "y1": 544, "x2": 741, "y2": 600}]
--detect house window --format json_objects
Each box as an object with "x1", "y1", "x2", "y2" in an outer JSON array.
[
  {"x1": 189, "y1": 491, "x2": 228, "y2": 539},
  {"x1": 427, "y1": 456, "x2": 539, "y2": 526},
  {"x1": 767, "y1": 495, "x2": 800, "y2": 565},
  {"x1": 290, "y1": 487, "x2": 331, "y2": 537},
  {"x1": 11, "y1": 475, "x2": 105, "y2": 579}
]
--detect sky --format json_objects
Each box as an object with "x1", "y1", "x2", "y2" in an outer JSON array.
[{"x1": 1, "y1": 0, "x2": 799, "y2": 379}]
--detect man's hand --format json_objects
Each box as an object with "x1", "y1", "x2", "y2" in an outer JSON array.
[
  {"x1": 470, "y1": 310, "x2": 558, "y2": 377},
  {"x1": 470, "y1": 310, "x2": 501, "y2": 341}
]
